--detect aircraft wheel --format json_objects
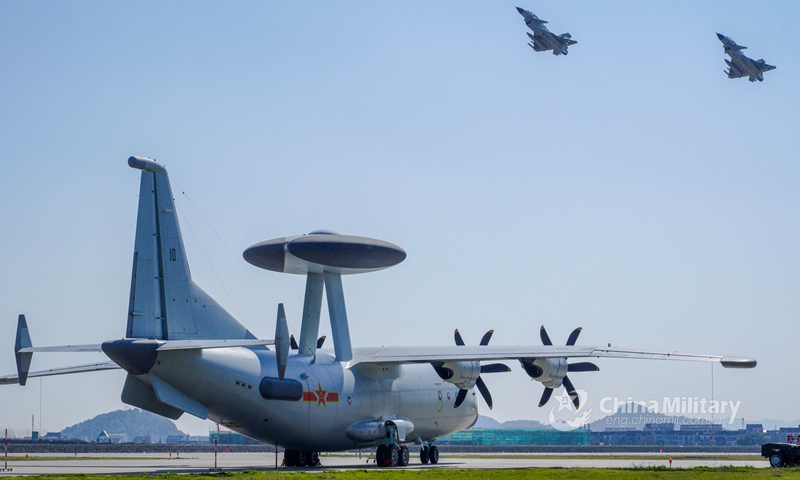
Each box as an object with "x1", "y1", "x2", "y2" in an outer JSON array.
[
  {"x1": 376, "y1": 445, "x2": 386, "y2": 466},
  {"x1": 307, "y1": 451, "x2": 319, "y2": 466},
  {"x1": 420, "y1": 446, "x2": 429, "y2": 464},
  {"x1": 429, "y1": 445, "x2": 439, "y2": 464},
  {"x1": 388, "y1": 445, "x2": 400, "y2": 467},
  {"x1": 398, "y1": 446, "x2": 409, "y2": 466},
  {"x1": 770, "y1": 454, "x2": 784, "y2": 468},
  {"x1": 296, "y1": 450, "x2": 307, "y2": 466},
  {"x1": 284, "y1": 449, "x2": 298, "y2": 467}
]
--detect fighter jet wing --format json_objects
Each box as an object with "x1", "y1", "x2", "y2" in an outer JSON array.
[
  {"x1": 346, "y1": 345, "x2": 756, "y2": 369},
  {"x1": 558, "y1": 33, "x2": 577, "y2": 46},
  {"x1": 756, "y1": 60, "x2": 776, "y2": 72},
  {"x1": 526, "y1": 32, "x2": 548, "y2": 51}
]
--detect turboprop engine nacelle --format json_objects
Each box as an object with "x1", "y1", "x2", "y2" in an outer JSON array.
[
  {"x1": 433, "y1": 361, "x2": 481, "y2": 390},
  {"x1": 521, "y1": 358, "x2": 567, "y2": 389}
]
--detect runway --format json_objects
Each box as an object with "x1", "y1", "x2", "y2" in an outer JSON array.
[{"x1": 0, "y1": 452, "x2": 768, "y2": 475}]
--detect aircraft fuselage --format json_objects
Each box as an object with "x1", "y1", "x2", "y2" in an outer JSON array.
[{"x1": 143, "y1": 347, "x2": 477, "y2": 451}]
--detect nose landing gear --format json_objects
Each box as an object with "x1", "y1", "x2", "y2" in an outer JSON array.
[{"x1": 420, "y1": 445, "x2": 439, "y2": 464}]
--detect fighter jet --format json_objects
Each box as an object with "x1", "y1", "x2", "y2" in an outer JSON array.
[
  {"x1": 516, "y1": 6, "x2": 576, "y2": 56},
  {"x1": 717, "y1": 33, "x2": 775, "y2": 82}
]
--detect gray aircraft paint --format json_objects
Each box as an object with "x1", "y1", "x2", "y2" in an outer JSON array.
[
  {"x1": 717, "y1": 33, "x2": 775, "y2": 82},
  {"x1": 516, "y1": 7, "x2": 577, "y2": 56},
  {"x1": 1, "y1": 157, "x2": 755, "y2": 459}
]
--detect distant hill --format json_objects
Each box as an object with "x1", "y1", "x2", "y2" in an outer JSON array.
[
  {"x1": 473, "y1": 415, "x2": 549, "y2": 430},
  {"x1": 61, "y1": 409, "x2": 185, "y2": 442}
]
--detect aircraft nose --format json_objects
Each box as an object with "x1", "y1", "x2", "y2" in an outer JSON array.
[
  {"x1": 516, "y1": 6, "x2": 525, "y2": 14},
  {"x1": 716, "y1": 33, "x2": 725, "y2": 40}
]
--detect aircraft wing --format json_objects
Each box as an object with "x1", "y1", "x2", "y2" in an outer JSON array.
[
  {"x1": 0, "y1": 361, "x2": 120, "y2": 385},
  {"x1": 346, "y1": 345, "x2": 755, "y2": 369},
  {"x1": 756, "y1": 60, "x2": 776, "y2": 72}
]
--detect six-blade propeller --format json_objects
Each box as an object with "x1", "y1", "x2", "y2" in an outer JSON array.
[
  {"x1": 452, "y1": 329, "x2": 511, "y2": 410},
  {"x1": 537, "y1": 325, "x2": 599, "y2": 409}
]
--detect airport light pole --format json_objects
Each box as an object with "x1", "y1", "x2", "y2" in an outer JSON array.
[{"x1": 1, "y1": 429, "x2": 11, "y2": 472}]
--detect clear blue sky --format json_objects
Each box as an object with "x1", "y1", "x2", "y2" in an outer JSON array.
[{"x1": 1, "y1": 1, "x2": 798, "y2": 436}]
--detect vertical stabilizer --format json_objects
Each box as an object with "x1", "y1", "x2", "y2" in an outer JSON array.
[
  {"x1": 126, "y1": 157, "x2": 254, "y2": 340},
  {"x1": 15, "y1": 315, "x2": 32, "y2": 386}
]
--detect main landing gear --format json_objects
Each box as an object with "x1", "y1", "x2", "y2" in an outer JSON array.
[
  {"x1": 376, "y1": 444, "x2": 438, "y2": 467},
  {"x1": 282, "y1": 449, "x2": 320, "y2": 467},
  {"x1": 376, "y1": 444, "x2": 410, "y2": 467},
  {"x1": 419, "y1": 445, "x2": 439, "y2": 465}
]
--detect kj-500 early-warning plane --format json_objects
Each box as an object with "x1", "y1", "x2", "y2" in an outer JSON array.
[
  {"x1": 516, "y1": 7, "x2": 576, "y2": 56},
  {"x1": 717, "y1": 33, "x2": 776, "y2": 82},
  {"x1": 3, "y1": 158, "x2": 756, "y2": 468}
]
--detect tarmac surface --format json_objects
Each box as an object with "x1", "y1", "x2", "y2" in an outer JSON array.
[{"x1": 0, "y1": 452, "x2": 769, "y2": 475}]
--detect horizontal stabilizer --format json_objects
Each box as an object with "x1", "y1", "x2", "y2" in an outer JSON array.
[
  {"x1": 0, "y1": 361, "x2": 120, "y2": 385},
  {"x1": 18, "y1": 338, "x2": 273, "y2": 354},
  {"x1": 17, "y1": 344, "x2": 103, "y2": 353},
  {"x1": 155, "y1": 339, "x2": 274, "y2": 351}
]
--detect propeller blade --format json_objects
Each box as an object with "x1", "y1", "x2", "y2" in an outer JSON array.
[
  {"x1": 481, "y1": 363, "x2": 511, "y2": 374},
  {"x1": 538, "y1": 387, "x2": 554, "y2": 407},
  {"x1": 454, "y1": 329, "x2": 465, "y2": 346},
  {"x1": 540, "y1": 325, "x2": 552, "y2": 346},
  {"x1": 562, "y1": 376, "x2": 580, "y2": 409},
  {"x1": 316, "y1": 336, "x2": 326, "y2": 349},
  {"x1": 453, "y1": 388, "x2": 468, "y2": 408},
  {"x1": 566, "y1": 327, "x2": 582, "y2": 346},
  {"x1": 479, "y1": 330, "x2": 494, "y2": 346},
  {"x1": 568, "y1": 362, "x2": 599, "y2": 372},
  {"x1": 475, "y1": 377, "x2": 493, "y2": 410},
  {"x1": 289, "y1": 335, "x2": 298, "y2": 350}
]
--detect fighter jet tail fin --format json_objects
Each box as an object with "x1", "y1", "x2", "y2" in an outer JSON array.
[{"x1": 127, "y1": 157, "x2": 256, "y2": 341}]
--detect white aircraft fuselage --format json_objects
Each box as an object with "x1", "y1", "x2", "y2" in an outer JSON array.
[{"x1": 149, "y1": 348, "x2": 474, "y2": 451}]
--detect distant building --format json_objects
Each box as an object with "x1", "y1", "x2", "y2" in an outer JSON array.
[
  {"x1": 166, "y1": 434, "x2": 189, "y2": 444},
  {"x1": 209, "y1": 430, "x2": 261, "y2": 445},
  {"x1": 132, "y1": 435, "x2": 152, "y2": 444},
  {"x1": 438, "y1": 429, "x2": 587, "y2": 446},
  {"x1": 94, "y1": 431, "x2": 125, "y2": 444}
]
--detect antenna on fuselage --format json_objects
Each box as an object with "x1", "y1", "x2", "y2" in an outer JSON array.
[{"x1": 243, "y1": 230, "x2": 406, "y2": 362}]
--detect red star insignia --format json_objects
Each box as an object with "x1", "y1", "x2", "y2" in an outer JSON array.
[{"x1": 314, "y1": 382, "x2": 327, "y2": 408}]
